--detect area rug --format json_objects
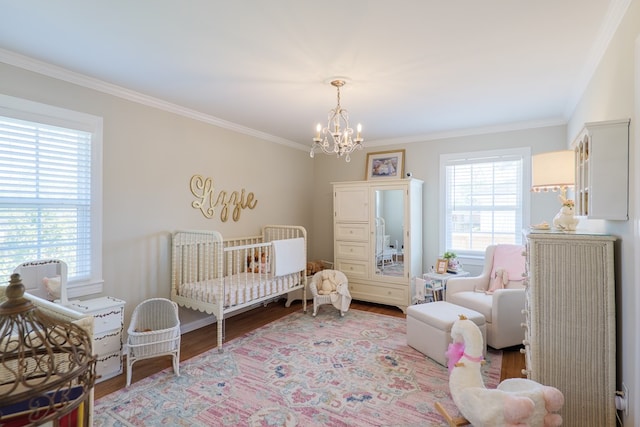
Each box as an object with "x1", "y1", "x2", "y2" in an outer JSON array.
[{"x1": 94, "y1": 309, "x2": 502, "y2": 427}]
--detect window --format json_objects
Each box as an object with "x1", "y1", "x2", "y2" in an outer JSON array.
[
  {"x1": 0, "y1": 95, "x2": 103, "y2": 297},
  {"x1": 440, "y1": 148, "x2": 530, "y2": 257}
]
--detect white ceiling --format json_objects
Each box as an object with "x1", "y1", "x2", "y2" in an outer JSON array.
[{"x1": 0, "y1": 1, "x2": 630, "y2": 148}]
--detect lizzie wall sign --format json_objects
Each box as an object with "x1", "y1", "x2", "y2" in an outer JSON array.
[{"x1": 190, "y1": 174, "x2": 257, "y2": 222}]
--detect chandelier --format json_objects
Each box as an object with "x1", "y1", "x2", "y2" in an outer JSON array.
[{"x1": 310, "y1": 79, "x2": 364, "y2": 162}]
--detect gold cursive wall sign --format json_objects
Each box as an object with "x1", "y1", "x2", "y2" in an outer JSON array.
[{"x1": 190, "y1": 174, "x2": 258, "y2": 222}]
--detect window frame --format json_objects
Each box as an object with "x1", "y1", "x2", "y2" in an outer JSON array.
[
  {"x1": 0, "y1": 94, "x2": 103, "y2": 297},
  {"x1": 439, "y1": 147, "x2": 531, "y2": 263}
]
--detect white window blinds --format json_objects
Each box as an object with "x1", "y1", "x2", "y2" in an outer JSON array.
[
  {"x1": 0, "y1": 116, "x2": 93, "y2": 282},
  {"x1": 441, "y1": 148, "x2": 529, "y2": 255}
]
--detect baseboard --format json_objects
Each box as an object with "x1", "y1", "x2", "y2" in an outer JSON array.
[
  {"x1": 180, "y1": 316, "x2": 216, "y2": 334},
  {"x1": 178, "y1": 297, "x2": 286, "y2": 334}
]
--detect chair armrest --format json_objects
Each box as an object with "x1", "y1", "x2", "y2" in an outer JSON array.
[
  {"x1": 491, "y1": 288, "x2": 526, "y2": 329},
  {"x1": 309, "y1": 276, "x2": 319, "y2": 297},
  {"x1": 445, "y1": 274, "x2": 490, "y2": 298}
]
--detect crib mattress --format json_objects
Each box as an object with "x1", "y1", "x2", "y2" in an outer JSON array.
[{"x1": 178, "y1": 273, "x2": 300, "y2": 308}]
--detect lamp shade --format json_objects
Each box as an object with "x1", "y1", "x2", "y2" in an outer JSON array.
[{"x1": 531, "y1": 150, "x2": 575, "y2": 190}]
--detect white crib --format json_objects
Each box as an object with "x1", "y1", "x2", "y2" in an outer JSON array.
[{"x1": 171, "y1": 225, "x2": 307, "y2": 351}]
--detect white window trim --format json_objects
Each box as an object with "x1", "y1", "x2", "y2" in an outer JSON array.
[
  {"x1": 0, "y1": 94, "x2": 104, "y2": 297},
  {"x1": 439, "y1": 147, "x2": 531, "y2": 266}
]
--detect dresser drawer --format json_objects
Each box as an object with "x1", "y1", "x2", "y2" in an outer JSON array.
[
  {"x1": 96, "y1": 351, "x2": 123, "y2": 382},
  {"x1": 94, "y1": 330, "x2": 123, "y2": 355},
  {"x1": 335, "y1": 223, "x2": 369, "y2": 241},
  {"x1": 349, "y1": 281, "x2": 407, "y2": 306},
  {"x1": 335, "y1": 259, "x2": 368, "y2": 279},
  {"x1": 68, "y1": 296, "x2": 125, "y2": 335},
  {"x1": 92, "y1": 308, "x2": 124, "y2": 335},
  {"x1": 335, "y1": 241, "x2": 368, "y2": 260}
]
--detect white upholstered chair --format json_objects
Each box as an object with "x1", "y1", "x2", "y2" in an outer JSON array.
[
  {"x1": 445, "y1": 244, "x2": 526, "y2": 349},
  {"x1": 309, "y1": 270, "x2": 351, "y2": 317}
]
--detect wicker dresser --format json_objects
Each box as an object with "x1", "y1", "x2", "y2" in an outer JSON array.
[{"x1": 523, "y1": 231, "x2": 616, "y2": 426}]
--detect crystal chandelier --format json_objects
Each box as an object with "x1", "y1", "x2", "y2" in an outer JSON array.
[{"x1": 310, "y1": 79, "x2": 364, "y2": 162}]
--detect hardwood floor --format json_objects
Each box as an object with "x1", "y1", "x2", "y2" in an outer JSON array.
[{"x1": 95, "y1": 299, "x2": 525, "y2": 399}]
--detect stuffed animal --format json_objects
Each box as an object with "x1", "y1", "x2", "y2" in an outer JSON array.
[
  {"x1": 553, "y1": 196, "x2": 579, "y2": 231},
  {"x1": 486, "y1": 268, "x2": 509, "y2": 294},
  {"x1": 306, "y1": 260, "x2": 326, "y2": 276},
  {"x1": 42, "y1": 276, "x2": 62, "y2": 300},
  {"x1": 248, "y1": 252, "x2": 269, "y2": 273},
  {"x1": 318, "y1": 269, "x2": 338, "y2": 295},
  {"x1": 438, "y1": 315, "x2": 564, "y2": 427}
]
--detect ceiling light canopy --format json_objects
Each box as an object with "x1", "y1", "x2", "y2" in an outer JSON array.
[{"x1": 310, "y1": 78, "x2": 363, "y2": 162}]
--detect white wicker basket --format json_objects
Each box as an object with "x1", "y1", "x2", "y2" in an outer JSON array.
[{"x1": 125, "y1": 298, "x2": 180, "y2": 386}]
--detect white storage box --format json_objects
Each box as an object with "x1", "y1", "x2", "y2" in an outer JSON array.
[{"x1": 406, "y1": 301, "x2": 486, "y2": 366}]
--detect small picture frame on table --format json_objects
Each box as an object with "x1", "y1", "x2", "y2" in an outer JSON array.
[
  {"x1": 365, "y1": 150, "x2": 405, "y2": 180},
  {"x1": 435, "y1": 259, "x2": 448, "y2": 274}
]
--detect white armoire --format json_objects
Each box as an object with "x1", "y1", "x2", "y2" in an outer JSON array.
[
  {"x1": 523, "y1": 231, "x2": 616, "y2": 426},
  {"x1": 333, "y1": 178, "x2": 423, "y2": 313}
]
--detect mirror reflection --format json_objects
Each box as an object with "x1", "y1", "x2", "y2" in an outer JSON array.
[{"x1": 374, "y1": 189, "x2": 404, "y2": 277}]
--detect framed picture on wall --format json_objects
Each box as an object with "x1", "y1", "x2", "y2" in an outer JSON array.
[
  {"x1": 436, "y1": 259, "x2": 448, "y2": 274},
  {"x1": 365, "y1": 149, "x2": 405, "y2": 180}
]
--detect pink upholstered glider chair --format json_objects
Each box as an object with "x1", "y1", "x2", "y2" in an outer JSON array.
[{"x1": 445, "y1": 244, "x2": 527, "y2": 349}]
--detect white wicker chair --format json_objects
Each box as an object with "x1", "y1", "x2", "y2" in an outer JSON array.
[
  {"x1": 125, "y1": 298, "x2": 181, "y2": 387},
  {"x1": 309, "y1": 270, "x2": 351, "y2": 317}
]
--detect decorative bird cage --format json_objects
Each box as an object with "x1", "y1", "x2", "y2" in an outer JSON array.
[{"x1": 0, "y1": 273, "x2": 96, "y2": 426}]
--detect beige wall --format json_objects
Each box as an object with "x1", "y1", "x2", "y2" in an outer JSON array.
[
  {"x1": 566, "y1": 1, "x2": 640, "y2": 424},
  {"x1": 0, "y1": 62, "x2": 315, "y2": 326},
  {"x1": 311, "y1": 125, "x2": 567, "y2": 273}
]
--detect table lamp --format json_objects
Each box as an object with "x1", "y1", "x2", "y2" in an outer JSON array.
[{"x1": 531, "y1": 150, "x2": 578, "y2": 230}]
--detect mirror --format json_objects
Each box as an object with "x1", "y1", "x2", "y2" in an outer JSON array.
[
  {"x1": 374, "y1": 189, "x2": 404, "y2": 277},
  {"x1": 13, "y1": 259, "x2": 69, "y2": 304}
]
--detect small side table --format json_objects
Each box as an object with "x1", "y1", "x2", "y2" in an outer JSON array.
[{"x1": 423, "y1": 271, "x2": 470, "y2": 301}]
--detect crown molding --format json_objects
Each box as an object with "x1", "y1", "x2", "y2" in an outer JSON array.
[
  {"x1": 0, "y1": 48, "x2": 309, "y2": 152},
  {"x1": 366, "y1": 117, "x2": 567, "y2": 146}
]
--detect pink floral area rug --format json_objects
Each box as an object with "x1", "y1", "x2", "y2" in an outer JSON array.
[{"x1": 94, "y1": 309, "x2": 502, "y2": 427}]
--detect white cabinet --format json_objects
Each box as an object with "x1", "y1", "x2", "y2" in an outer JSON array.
[
  {"x1": 68, "y1": 296, "x2": 126, "y2": 383},
  {"x1": 573, "y1": 119, "x2": 629, "y2": 219},
  {"x1": 333, "y1": 179, "x2": 423, "y2": 313},
  {"x1": 523, "y1": 231, "x2": 616, "y2": 426}
]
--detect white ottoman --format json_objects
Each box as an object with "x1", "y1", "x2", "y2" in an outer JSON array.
[{"x1": 406, "y1": 301, "x2": 486, "y2": 366}]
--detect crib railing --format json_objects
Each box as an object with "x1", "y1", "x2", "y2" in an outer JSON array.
[
  {"x1": 172, "y1": 230, "x2": 224, "y2": 290},
  {"x1": 262, "y1": 224, "x2": 307, "y2": 243},
  {"x1": 223, "y1": 241, "x2": 272, "y2": 277}
]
